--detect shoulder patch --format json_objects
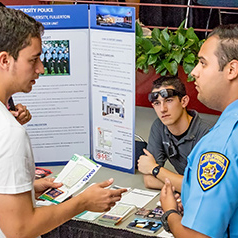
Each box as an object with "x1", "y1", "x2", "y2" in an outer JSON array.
[{"x1": 197, "y1": 152, "x2": 230, "y2": 191}]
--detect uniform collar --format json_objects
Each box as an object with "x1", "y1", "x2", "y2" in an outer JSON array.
[{"x1": 211, "y1": 99, "x2": 238, "y2": 130}]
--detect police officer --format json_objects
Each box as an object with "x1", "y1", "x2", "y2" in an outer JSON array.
[
  {"x1": 45, "y1": 49, "x2": 52, "y2": 74},
  {"x1": 52, "y1": 49, "x2": 59, "y2": 74},
  {"x1": 160, "y1": 24, "x2": 238, "y2": 238},
  {"x1": 58, "y1": 49, "x2": 65, "y2": 73},
  {"x1": 63, "y1": 49, "x2": 69, "y2": 73}
]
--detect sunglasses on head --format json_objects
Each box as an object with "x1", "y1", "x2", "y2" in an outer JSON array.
[{"x1": 148, "y1": 89, "x2": 184, "y2": 103}]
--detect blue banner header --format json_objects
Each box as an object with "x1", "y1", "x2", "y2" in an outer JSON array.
[{"x1": 10, "y1": 5, "x2": 89, "y2": 29}]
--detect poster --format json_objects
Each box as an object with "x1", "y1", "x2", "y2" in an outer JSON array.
[
  {"x1": 11, "y1": 4, "x2": 136, "y2": 173},
  {"x1": 12, "y1": 5, "x2": 91, "y2": 165},
  {"x1": 90, "y1": 5, "x2": 135, "y2": 173}
]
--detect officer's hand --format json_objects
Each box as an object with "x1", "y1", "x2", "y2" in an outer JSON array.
[{"x1": 160, "y1": 178, "x2": 178, "y2": 213}]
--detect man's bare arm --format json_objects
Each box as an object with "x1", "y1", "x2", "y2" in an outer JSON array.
[
  {"x1": 143, "y1": 174, "x2": 165, "y2": 189},
  {"x1": 0, "y1": 179, "x2": 127, "y2": 238},
  {"x1": 138, "y1": 149, "x2": 183, "y2": 192}
]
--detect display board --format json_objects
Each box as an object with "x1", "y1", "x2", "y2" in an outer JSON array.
[
  {"x1": 90, "y1": 5, "x2": 135, "y2": 173},
  {"x1": 11, "y1": 4, "x2": 136, "y2": 173}
]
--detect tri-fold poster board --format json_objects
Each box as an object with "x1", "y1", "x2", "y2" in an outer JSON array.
[{"x1": 12, "y1": 4, "x2": 136, "y2": 173}]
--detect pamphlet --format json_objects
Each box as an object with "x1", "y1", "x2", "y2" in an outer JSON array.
[
  {"x1": 35, "y1": 167, "x2": 52, "y2": 179},
  {"x1": 135, "y1": 207, "x2": 151, "y2": 217},
  {"x1": 135, "y1": 206, "x2": 164, "y2": 220},
  {"x1": 146, "y1": 206, "x2": 164, "y2": 220},
  {"x1": 157, "y1": 230, "x2": 174, "y2": 238},
  {"x1": 75, "y1": 210, "x2": 103, "y2": 221},
  {"x1": 127, "y1": 217, "x2": 162, "y2": 233},
  {"x1": 98, "y1": 203, "x2": 136, "y2": 225},
  {"x1": 39, "y1": 154, "x2": 101, "y2": 204},
  {"x1": 119, "y1": 188, "x2": 159, "y2": 208}
]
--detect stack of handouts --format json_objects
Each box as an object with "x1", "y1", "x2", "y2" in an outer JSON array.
[{"x1": 39, "y1": 154, "x2": 101, "y2": 204}]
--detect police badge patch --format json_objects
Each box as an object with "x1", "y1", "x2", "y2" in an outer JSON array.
[{"x1": 197, "y1": 152, "x2": 230, "y2": 191}]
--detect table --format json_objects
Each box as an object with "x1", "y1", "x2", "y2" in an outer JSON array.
[{"x1": 41, "y1": 166, "x2": 164, "y2": 238}]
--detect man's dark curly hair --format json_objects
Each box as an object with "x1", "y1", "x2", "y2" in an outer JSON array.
[
  {"x1": 0, "y1": 6, "x2": 44, "y2": 60},
  {"x1": 152, "y1": 75, "x2": 186, "y2": 100}
]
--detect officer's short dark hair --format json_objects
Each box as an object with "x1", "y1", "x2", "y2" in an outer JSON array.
[{"x1": 208, "y1": 24, "x2": 238, "y2": 71}]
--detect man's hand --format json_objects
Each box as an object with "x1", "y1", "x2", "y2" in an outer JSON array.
[
  {"x1": 138, "y1": 149, "x2": 158, "y2": 174},
  {"x1": 34, "y1": 177, "x2": 63, "y2": 199},
  {"x1": 80, "y1": 178, "x2": 127, "y2": 212},
  {"x1": 10, "y1": 104, "x2": 32, "y2": 125},
  {"x1": 160, "y1": 178, "x2": 178, "y2": 212}
]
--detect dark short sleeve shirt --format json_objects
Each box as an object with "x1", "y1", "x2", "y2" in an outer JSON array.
[{"x1": 146, "y1": 110, "x2": 211, "y2": 175}]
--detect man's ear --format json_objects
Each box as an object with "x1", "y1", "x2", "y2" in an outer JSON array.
[
  {"x1": 227, "y1": 59, "x2": 238, "y2": 81},
  {"x1": 181, "y1": 95, "x2": 189, "y2": 108},
  {"x1": 0, "y1": 52, "x2": 11, "y2": 70}
]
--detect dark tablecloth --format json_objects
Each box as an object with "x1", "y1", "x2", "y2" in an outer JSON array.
[{"x1": 42, "y1": 220, "x2": 158, "y2": 238}]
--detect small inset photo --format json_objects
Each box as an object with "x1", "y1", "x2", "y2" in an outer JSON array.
[
  {"x1": 45, "y1": 188, "x2": 64, "y2": 199},
  {"x1": 102, "y1": 96, "x2": 125, "y2": 119}
]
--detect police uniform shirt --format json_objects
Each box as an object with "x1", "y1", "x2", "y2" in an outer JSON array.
[{"x1": 181, "y1": 99, "x2": 238, "y2": 238}]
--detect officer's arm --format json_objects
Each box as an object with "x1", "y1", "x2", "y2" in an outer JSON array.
[
  {"x1": 160, "y1": 179, "x2": 210, "y2": 238},
  {"x1": 168, "y1": 214, "x2": 210, "y2": 238}
]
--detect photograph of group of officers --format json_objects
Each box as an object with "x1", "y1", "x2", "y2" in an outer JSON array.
[{"x1": 41, "y1": 40, "x2": 70, "y2": 76}]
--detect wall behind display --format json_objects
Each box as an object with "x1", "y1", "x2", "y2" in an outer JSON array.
[{"x1": 2, "y1": 0, "x2": 41, "y2": 5}]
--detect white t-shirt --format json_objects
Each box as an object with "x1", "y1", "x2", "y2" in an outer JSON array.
[{"x1": 0, "y1": 102, "x2": 35, "y2": 237}]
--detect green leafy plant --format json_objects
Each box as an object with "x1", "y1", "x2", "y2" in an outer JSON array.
[{"x1": 136, "y1": 20, "x2": 204, "y2": 81}]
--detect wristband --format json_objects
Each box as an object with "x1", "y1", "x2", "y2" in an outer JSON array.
[
  {"x1": 161, "y1": 209, "x2": 180, "y2": 232},
  {"x1": 152, "y1": 165, "x2": 161, "y2": 177}
]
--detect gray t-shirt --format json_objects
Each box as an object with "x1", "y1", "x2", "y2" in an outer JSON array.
[{"x1": 147, "y1": 110, "x2": 211, "y2": 175}]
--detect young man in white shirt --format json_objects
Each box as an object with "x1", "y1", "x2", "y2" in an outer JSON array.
[{"x1": 0, "y1": 6, "x2": 126, "y2": 238}]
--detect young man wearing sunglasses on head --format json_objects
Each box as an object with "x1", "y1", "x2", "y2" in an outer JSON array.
[{"x1": 138, "y1": 76, "x2": 211, "y2": 192}]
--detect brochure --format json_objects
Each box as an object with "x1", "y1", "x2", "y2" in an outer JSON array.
[
  {"x1": 98, "y1": 203, "x2": 136, "y2": 225},
  {"x1": 75, "y1": 210, "x2": 103, "y2": 221},
  {"x1": 127, "y1": 217, "x2": 162, "y2": 233},
  {"x1": 39, "y1": 154, "x2": 101, "y2": 204},
  {"x1": 146, "y1": 206, "x2": 164, "y2": 220},
  {"x1": 134, "y1": 207, "x2": 151, "y2": 217},
  {"x1": 157, "y1": 230, "x2": 175, "y2": 238},
  {"x1": 35, "y1": 167, "x2": 52, "y2": 179},
  {"x1": 119, "y1": 188, "x2": 159, "y2": 208},
  {"x1": 135, "y1": 206, "x2": 164, "y2": 220}
]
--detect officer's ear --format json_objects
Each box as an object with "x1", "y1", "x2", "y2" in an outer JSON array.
[
  {"x1": 181, "y1": 95, "x2": 189, "y2": 108},
  {"x1": 227, "y1": 59, "x2": 238, "y2": 81}
]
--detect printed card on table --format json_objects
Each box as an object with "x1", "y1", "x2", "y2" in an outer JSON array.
[{"x1": 39, "y1": 154, "x2": 101, "y2": 204}]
